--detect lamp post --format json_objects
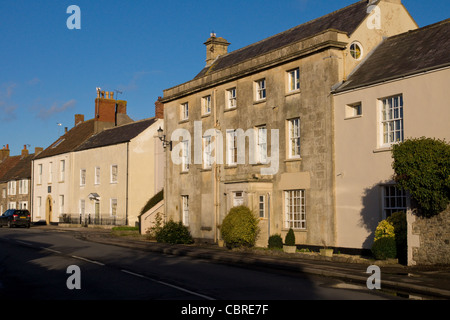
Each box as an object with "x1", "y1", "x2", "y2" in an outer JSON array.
[{"x1": 157, "y1": 127, "x2": 172, "y2": 151}]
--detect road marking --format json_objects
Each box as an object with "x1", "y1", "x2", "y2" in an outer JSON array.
[
  {"x1": 121, "y1": 269, "x2": 215, "y2": 300},
  {"x1": 71, "y1": 255, "x2": 105, "y2": 266},
  {"x1": 15, "y1": 240, "x2": 32, "y2": 246},
  {"x1": 40, "y1": 247, "x2": 62, "y2": 254}
]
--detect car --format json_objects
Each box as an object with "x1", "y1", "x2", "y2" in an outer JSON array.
[{"x1": 0, "y1": 209, "x2": 31, "y2": 228}]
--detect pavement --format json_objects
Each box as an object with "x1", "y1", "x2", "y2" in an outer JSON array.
[{"x1": 35, "y1": 225, "x2": 450, "y2": 300}]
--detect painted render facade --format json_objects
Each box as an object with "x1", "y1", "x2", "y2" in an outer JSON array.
[{"x1": 161, "y1": 0, "x2": 417, "y2": 248}]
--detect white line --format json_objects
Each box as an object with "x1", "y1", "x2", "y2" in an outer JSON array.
[
  {"x1": 40, "y1": 247, "x2": 62, "y2": 254},
  {"x1": 121, "y1": 269, "x2": 215, "y2": 300},
  {"x1": 15, "y1": 240, "x2": 32, "y2": 246},
  {"x1": 71, "y1": 255, "x2": 105, "y2": 266}
]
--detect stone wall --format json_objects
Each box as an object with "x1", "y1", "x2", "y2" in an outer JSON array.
[{"x1": 411, "y1": 206, "x2": 450, "y2": 265}]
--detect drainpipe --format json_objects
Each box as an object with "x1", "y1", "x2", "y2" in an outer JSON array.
[
  {"x1": 213, "y1": 89, "x2": 219, "y2": 243},
  {"x1": 126, "y1": 142, "x2": 129, "y2": 226}
]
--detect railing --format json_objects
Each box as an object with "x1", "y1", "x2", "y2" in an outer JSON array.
[{"x1": 59, "y1": 213, "x2": 126, "y2": 227}]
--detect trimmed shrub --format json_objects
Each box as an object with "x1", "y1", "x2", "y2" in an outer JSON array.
[
  {"x1": 268, "y1": 234, "x2": 283, "y2": 249},
  {"x1": 284, "y1": 228, "x2": 295, "y2": 246},
  {"x1": 392, "y1": 137, "x2": 450, "y2": 217},
  {"x1": 221, "y1": 206, "x2": 260, "y2": 248},
  {"x1": 155, "y1": 220, "x2": 194, "y2": 244},
  {"x1": 374, "y1": 220, "x2": 395, "y2": 241},
  {"x1": 371, "y1": 237, "x2": 397, "y2": 260},
  {"x1": 387, "y1": 211, "x2": 407, "y2": 264}
]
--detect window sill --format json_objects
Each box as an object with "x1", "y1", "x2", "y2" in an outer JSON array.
[
  {"x1": 253, "y1": 99, "x2": 266, "y2": 105},
  {"x1": 180, "y1": 171, "x2": 189, "y2": 175},
  {"x1": 285, "y1": 90, "x2": 301, "y2": 97},
  {"x1": 224, "y1": 165, "x2": 237, "y2": 169},
  {"x1": 178, "y1": 119, "x2": 189, "y2": 124},
  {"x1": 344, "y1": 115, "x2": 362, "y2": 120},
  {"x1": 373, "y1": 147, "x2": 392, "y2": 153},
  {"x1": 224, "y1": 107, "x2": 237, "y2": 113},
  {"x1": 200, "y1": 168, "x2": 212, "y2": 172},
  {"x1": 201, "y1": 113, "x2": 211, "y2": 118},
  {"x1": 284, "y1": 157, "x2": 302, "y2": 163}
]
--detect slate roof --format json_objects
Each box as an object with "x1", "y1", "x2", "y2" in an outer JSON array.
[
  {"x1": 75, "y1": 118, "x2": 158, "y2": 152},
  {"x1": 195, "y1": 0, "x2": 371, "y2": 79},
  {"x1": 34, "y1": 119, "x2": 96, "y2": 160},
  {"x1": 0, "y1": 153, "x2": 35, "y2": 182},
  {"x1": 335, "y1": 19, "x2": 450, "y2": 93}
]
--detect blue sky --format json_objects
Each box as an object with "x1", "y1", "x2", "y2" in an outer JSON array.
[{"x1": 1, "y1": 0, "x2": 448, "y2": 156}]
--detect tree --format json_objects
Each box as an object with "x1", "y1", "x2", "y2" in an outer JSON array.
[{"x1": 392, "y1": 137, "x2": 450, "y2": 217}]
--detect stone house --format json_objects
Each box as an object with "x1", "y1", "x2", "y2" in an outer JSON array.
[
  {"x1": 333, "y1": 19, "x2": 450, "y2": 264},
  {"x1": 161, "y1": 0, "x2": 417, "y2": 248},
  {"x1": 0, "y1": 145, "x2": 42, "y2": 214}
]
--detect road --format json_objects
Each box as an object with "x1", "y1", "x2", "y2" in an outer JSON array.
[{"x1": 0, "y1": 228, "x2": 398, "y2": 303}]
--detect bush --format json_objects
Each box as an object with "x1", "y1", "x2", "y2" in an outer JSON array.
[
  {"x1": 387, "y1": 211, "x2": 407, "y2": 264},
  {"x1": 371, "y1": 237, "x2": 397, "y2": 260},
  {"x1": 392, "y1": 137, "x2": 450, "y2": 217},
  {"x1": 374, "y1": 220, "x2": 395, "y2": 241},
  {"x1": 221, "y1": 206, "x2": 260, "y2": 248},
  {"x1": 155, "y1": 220, "x2": 194, "y2": 244},
  {"x1": 284, "y1": 228, "x2": 295, "y2": 246},
  {"x1": 268, "y1": 234, "x2": 283, "y2": 249}
]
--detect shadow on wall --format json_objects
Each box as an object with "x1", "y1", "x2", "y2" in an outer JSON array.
[{"x1": 359, "y1": 181, "x2": 390, "y2": 250}]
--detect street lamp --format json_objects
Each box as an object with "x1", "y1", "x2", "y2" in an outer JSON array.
[{"x1": 157, "y1": 127, "x2": 172, "y2": 151}]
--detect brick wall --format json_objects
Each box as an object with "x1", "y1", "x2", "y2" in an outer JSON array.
[{"x1": 411, "y1": 205, "x2": 450, "y2": 265}]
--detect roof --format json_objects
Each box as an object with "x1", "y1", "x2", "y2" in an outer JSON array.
[
  {"x1": 0, "y1": 156, "x2": 21, "y2": 183},
  {"x1": 0, "y1": 153, "x2": 35, "y2": 182},
  {"x1": 334, "y1": 19, "x2": 450, "y2": 93},
  {"x1": 34, "y1": 119, "x2": 96, "y2": 160},
  {"x1": 75, "y1": 118, "x2": 158, "y2": 152},
  {"x1": 194, "y1": 0, "x2": 370, "y2": 79}
]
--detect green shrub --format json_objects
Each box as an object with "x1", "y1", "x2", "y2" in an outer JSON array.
[
  {"x1": 387, "y1": 211, "x2": 407, "y2": 264},
  {"x1": 220, "y1": 206, "x2": 260, "y2": 248},
  {"x1": 268, "y1": 234, "x2": 283, "y2": 249},
  {"x1": 392, "y1": 137, "x2": 450, "y2": 217},
  {"x1": 155, "y1": 220, "x2": 194, "y2": 244},
  {"x1": 371, "y1": 237, "x2": 397, "y2": 260},
  {"x1": 374, "y1": 220, "x2": 395, "y2": 241},
  {"x1": 284, "y1": 228, "x2": 295, "y2": 246}
]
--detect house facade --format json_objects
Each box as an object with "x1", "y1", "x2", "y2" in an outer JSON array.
[
  {"x1": 161, "y1": 0, "x2": 417, "y2": 247},
  {"x1": 70, "y1": 116, "x2": 164, "y2": 227},
  {"x1": 31, "y1": 90, "x2": 132, "y2": 224},
  {"x1": 333, "y1": 20, "x2": 450, "y2": 263}
]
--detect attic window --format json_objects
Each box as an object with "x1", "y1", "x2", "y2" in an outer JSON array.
[{"x1": 350, "y1": 42, "x2": 363, "y2": 60}]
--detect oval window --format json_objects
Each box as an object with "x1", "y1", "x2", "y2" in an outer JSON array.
[{"x1": 350, "y1": 42, "x2": 363, "y2": 60}]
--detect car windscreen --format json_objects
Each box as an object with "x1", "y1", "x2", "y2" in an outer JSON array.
[{"x1": 16, "y1": 210, "x2": 30, "y2": 216}]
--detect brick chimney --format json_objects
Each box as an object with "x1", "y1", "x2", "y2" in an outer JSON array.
[
  {"x1": 0, "y1": 144, "x2": 10, "y2": 162},
  {"x1": 155, "y1": 97, "x2": 164, "y2": 119},
  {"x1": 75, "y1": 114, "x2": 84, "y2": 126},
  {"x1": 204, "y1": 33, "x2": 230, "y2": 66},
  {"x1": 94, "y1": 88, "x2": 129, "y2": 132},
  {"x1": 35, "y1": 147, "x2": 43, "y2": 155},
  {"x1": 21, "y1": 145, "x2": 29, "y2": 156}
]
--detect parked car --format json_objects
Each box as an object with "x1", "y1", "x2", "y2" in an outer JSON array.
[{"x1": 0, "y1": 209, "x2": 31, "y2": 228}]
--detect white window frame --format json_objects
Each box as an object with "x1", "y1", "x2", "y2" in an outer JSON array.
[
  {"x1": 226, "y1": 130, "x2": 237, "y2": 166},
  {"x1": 180, "y1": 102, "x2": 189, "y2": 121},
  {"x1": 259, "y1": 195, "x2": 265, "y2": 218},
  {"x1": 19, "y1": 179, "x2": 28, "y2": 195},
  {"x1": 227, "y1": 88, "x2": 237, "y2": 109},
  {"x1": 203, "y1": 135, "x2": 213, "y2": 169},
  {"x1": 59, "y1": 195, "x2": 64, "y2": 214},
  {"x1": 382, "y1": 185, "x2": 407, "y2": 219},
  {"x1": 110, "y1": 165, "x2": 118, "y2": 183},
  {"x1": 8, "y1": 202, "x2": 16, "y2": 209},
  {"x1": 255, "y1": 79, "x2": 266, "y2": 101},
  {"x1": 110, "y1": 198, "x2": 118, "y2": 216},
  {"x1": 181, "y1": 141, "x2": 190, "y2": 172},
  {"x1": 37, "y1": 196, "x2": 42, "y2": 217},
  {"x1": 288, "y1": 68, "x2": 300, "y2": 92},
  {"x1": 79, "y1": 199, "x2": 85, "y2": 216},
  {"x1": 8, "y1": 181, "x2": 16, "y2": 196},
  {"x1": 202, "y1": 95, "x2": 211, "y2": 115},
  {"x1": 233, "y1": 191, "x2": 244, "y2": 207},
  {"x1": 345, "y1": 102, "x2": 362, "y2": 118},
  {"x1": 288, "y1": 118, "x2": 301, "y2": 159},
  {"x1": 2, "y1": 188, "x2": 6, "y2": 198},
  {"x1": 256, "y1": 126, "x2": 267, "y2": 164},
  {"x1": 37, "y1": 164, "x2": 42, "y2": 185},
  {"x1": 95, "y1": 166, "x2": 100, "y2": 185},
  {"x1": 380, "y1": 94, "x2": 404, "y2": 147},
  {"x1": 80, "y1": 169, "x2": 86, "y2": 186},
  {"x1": 182, "y1": 195, "x2": 189, "y2": 226},
  {"x1": 284, "y1": 189, "x2": 306, "y2": 229},
  {"x1": 350, "y1": 41, "x2": 363, "y2": 60},
  {"x1": 59, "y1": 160, "x2": 65, "y2": 182},
  {"x1": 19, "y1": 201, "x2": 28, "y2": 210},
  {"x1": 48, "y1": 162, "x2": 53, "y2": 183}
]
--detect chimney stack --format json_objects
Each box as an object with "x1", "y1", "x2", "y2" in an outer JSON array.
[
  {"x1": 22, "y1": 145, "x2": 29, "y2": 156},
  {"x1": 35, "y1": 147, "x2": 43, "y2": 155},
  {"x1": 0, "y1": 144, "x2": 10, "y2": 162},
  {"x1": 204, "y1": 33, "x2": 230, "y2": 66},
  {"x1": 94, "y1": 88, "x2": 128, "y2": 132},
  {"x1": 155, "y1": 97, "x2": 164, "y2": 119},
  {"x1": 75, "y1": 114, "x2": 85, "y2": 126}
]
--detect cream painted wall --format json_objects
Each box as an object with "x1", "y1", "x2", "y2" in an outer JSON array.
[{"x1": 334, "y1": 68, "x2": 450, "y2": 249}]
